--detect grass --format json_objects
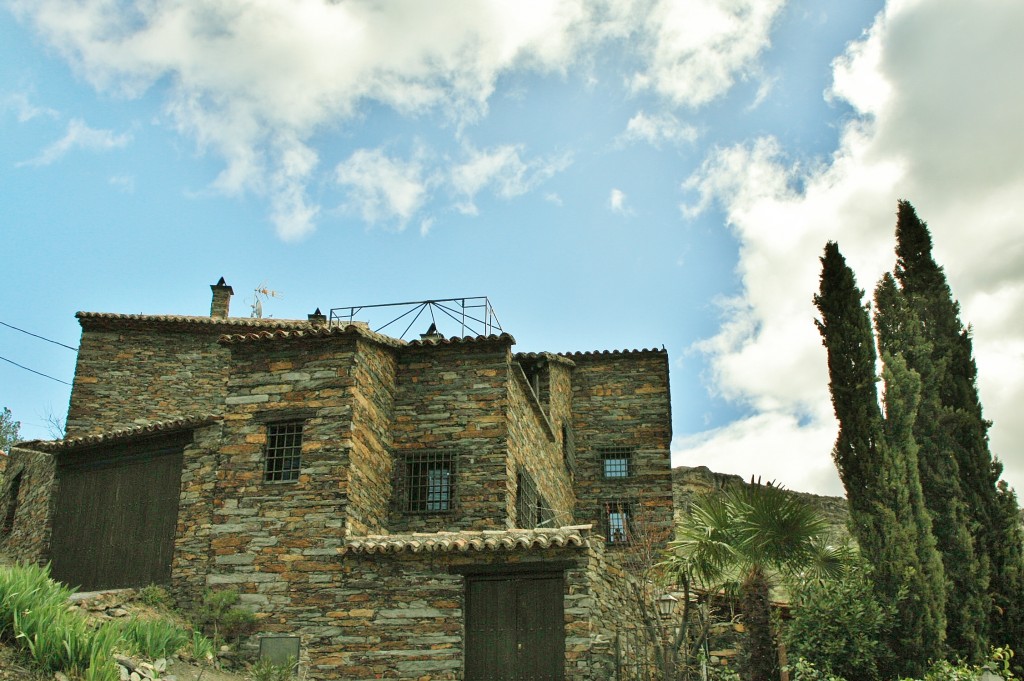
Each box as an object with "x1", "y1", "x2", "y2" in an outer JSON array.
[{"x1": 0, "y1": 563, "x2": 215, "y2": 681}]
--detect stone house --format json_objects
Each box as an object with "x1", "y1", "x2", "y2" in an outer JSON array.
[{"x1": 1, "y1": 280, "x2": 674, "y2": 680}]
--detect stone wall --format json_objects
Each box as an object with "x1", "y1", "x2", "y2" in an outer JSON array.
[
  {"x1": 390, "y1": 340, "x2": 513, "y2": 532},
  {"x1": 345, "y1": 339, "x2": 397, "y2": 536},
  {"x1": 203, "y1": 334, "x2": 358, "y2": 618},
  {"x1": 568, "y1": 350, "x2": 675, "y2": 540},
  {"x1": 328, "y1": 543, "x2": 612, "y2": 681},
  {"x1": 506, "y1": 364, "x2": 575, "y2": 527},
  {"x1": 67, "y1": 317, "x2": 231, "y2": 437},
  {"x1": 0, "y1": 446, "x2": 56, "y2": 566},
  {"x1": 170, "y1": 423, "x2": 224, "y2": 610}
]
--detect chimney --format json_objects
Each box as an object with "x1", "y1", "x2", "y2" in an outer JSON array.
[
  {"x1": 308, "y1": 308, "x2": 327, "y2": 326},
  {"x1": 210, "y1": 277, "x2": 233, "y2": 318}
]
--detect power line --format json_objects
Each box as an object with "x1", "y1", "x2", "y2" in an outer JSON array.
[
  {"x1": 0, "y1": 320, "x2": 78, "y2": 351},
  {"x1": 0, "y1": 355, "x2": 73, "y2": 385}
]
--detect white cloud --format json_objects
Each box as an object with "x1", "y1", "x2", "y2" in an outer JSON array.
[
  {"x1": 108, "y1": 174, "x2": 135, "y2": 193},
  {"x1": 19, "y1": 118, "x2": 131, "y2": 167},
  {"x1": 674, "y1": 0, "x2": 1024, "y2": 496},
  {"x1": 1, "y1": 92, "x2": 59, "y2": 122},
  {"x1": 630, "y1": 0, "x2": 786, "y2": 107},
  {"x1": 336, "y1": 148, "x2": 427, "y2": 230},
  {"x1": 7, "y1": 0, "x2": 784, "y2": 238},
  {"x1": 609, "y1": 188, "x2": 628, "y2": 214},
  {"x1": 622, "y1": 110, "x2": 699, "y2": 148},
  {"x1": 451, "y1": 144, "x2": 571, "y2": 215}
]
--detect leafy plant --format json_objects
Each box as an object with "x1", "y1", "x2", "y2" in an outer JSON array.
[
  {"x1": 118, "y1": 617, "x2": 191, "y2": 658},
  {"x1": 138, "y1": 584, "x2": 172, "y2": 609},
  {"x1": 249, "y1": 655, "x2": 296, "y2": 681},
  {"x1": 188, "y1": 628, "x2": 216, "y2": 664},
  {"x1": 0, "y1": 563, "x2": 119, "y2": 681},
  {"x1": 784, "y1": 560, "x2": 894, "y2": 681},
  {"x1": 195, "y1": 588, "x2": 256, "y2": 646},
  {"x1": 787, "y1": 658, "x2": 849, "y2": 681}
]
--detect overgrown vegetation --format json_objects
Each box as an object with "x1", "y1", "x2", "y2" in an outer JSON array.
[
  {"x1": 666, "y1": 480, "x2": 848, "y2": 681},
  {"x1": 0, "y1": 407, "x2": 19, "y2": 455},
  {"x1": 195, "y1": 588, "x2": 257, "y2": 647},
  {"x1": 815, "y1": 201, "x2": 1024, "y2": 676},
  {"x1": 0, "y1": 563, "x2": 216, "y2": 681},
  {"x1": 249, "y1": 656, "x2": 297, "y2": 681}
]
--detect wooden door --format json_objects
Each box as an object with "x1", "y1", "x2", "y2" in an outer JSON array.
[
  {"x1": 50, "y1": 439, "x2": 184, "y2": 591},
  {"x1": 465, "y1": 572, "x2": 565, "y2": 681}
]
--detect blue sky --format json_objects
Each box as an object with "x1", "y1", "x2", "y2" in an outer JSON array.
[{"x1": 3, "y1": 0, "x2": 1023, "y2": 497}]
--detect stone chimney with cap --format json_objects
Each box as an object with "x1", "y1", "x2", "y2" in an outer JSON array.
[
  {"x1": 307, "y1": 308, "x2": 327, "y2": 326},
  {"x1": 210, "y1": 277, "x2": 233, "y2": 319}
]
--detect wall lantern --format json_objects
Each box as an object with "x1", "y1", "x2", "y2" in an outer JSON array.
[{"x1": 657, "y1": 592, "x2": 679, "y2": 618}]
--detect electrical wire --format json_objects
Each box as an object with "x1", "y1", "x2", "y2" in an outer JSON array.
[
  {"x1": 0, "y1": 320, "x2": 78, "y2": 351},
  {"x1": 0, "y1": 355, "x2": 73, "y2": 385}
]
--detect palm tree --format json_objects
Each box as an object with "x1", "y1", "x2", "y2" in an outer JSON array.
[{"x1": 665, "y1": 479, "x2": 847, "y2": 681}]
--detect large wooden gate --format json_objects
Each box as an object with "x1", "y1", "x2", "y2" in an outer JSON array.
[
  {"x1": 465, "y1": 571, "x2": 565, "y2": 681},
  {"x1": 50, "y1": 435, "x2": 186, "y2": 591}
]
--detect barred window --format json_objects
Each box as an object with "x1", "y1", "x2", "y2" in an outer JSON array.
[
  {"x1": 401, "y1": 450, "x2": 456, "y2": 513},
  {"x1": 600, "y1": 447, "x2": 633, "y2": 478},
  {"x1": 602, "y1": 500, "x2": 632, "y2": 545},
  {"x1": 516, "y1": 468, "x2": 540, "y2": 528},
  {"x1": 264, "y1": 422, "x2": 303, "y2": 482}
]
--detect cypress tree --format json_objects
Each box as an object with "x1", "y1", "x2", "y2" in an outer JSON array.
[
  {"x1": 891, "y1": 200, "x2": 1024, "y2": 661},
  {"x1": 874, "y1": 273, "x2": 987, "y2": 660},
  {"x1": 814, "y1": 242, "x2": 946, "y2": 676}
]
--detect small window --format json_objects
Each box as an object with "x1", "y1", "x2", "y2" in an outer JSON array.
[
  {"x1": 517, "y1": 468, "x2": 540, "y2": 528},
  {"x1": 264, "y1": 422, "x2": 303, "y2": 482},
  {"x1": 562, "y1": 423, "x2": 576, "y2": 475},
  {"x1": 402, "y1": 450, "x2": 456, "y2": 513},
  {"x1": 2, "y1": 472, "x2": 23, "y2": 536},
  {"x1": 602, "y1": 500, "x2": 632, "y2": 545},
  {"x1": 600, "y1": 447, "x2": 633, "y2": 478}
]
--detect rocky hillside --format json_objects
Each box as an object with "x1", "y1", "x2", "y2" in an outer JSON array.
[{"x1": 672, "y1": 465, "x2": 851, "y2": 541}]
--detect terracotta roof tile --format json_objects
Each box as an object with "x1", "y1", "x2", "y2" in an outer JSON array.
[
  {"x1": 20, "y1": 414, "x2": 221, "y2": 452},
  {"x1": 341, "y1": 525, "x2": 592, "y2": 555},
  {"x1": 513, "y1": 352, "x2": 576, "y2": 367},
  {"x1": 218, "y1": 324, "x2": 405, "y2": 349},
  {"x1": 77, "y1": 312, "x2": 316, "y2": 329},
  {"x1": 406, "y1": 333, "x2": 516, "y2": 347},
  {"x1": 558, "y1": 348, "x2": 667, "y2": 358}
]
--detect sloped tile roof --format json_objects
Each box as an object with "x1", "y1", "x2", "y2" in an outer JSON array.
[
  {"x1": 340, "y1": 525, "x2": 592, "y2": 555},
  {"x1": 77, "y1": 312, "x2": 316, "y2": 329},
  {"x1": 20, "y1": 414, "x2": 221, "y2": 452},
  {"x1": 406, "y1": 333, "x2": 516, "y2": 347},
  {"x1": 218, "y1": 323, "x2": 405, "y2": 349},
  {"x1": 559, "y1": 347, "x2": 667, "y2": 358},
  {"x1": 513, "y1": 351, "x2": 576, "y2": 367}
]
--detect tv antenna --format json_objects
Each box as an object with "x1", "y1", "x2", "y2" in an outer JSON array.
[{"x1": 250, "y1": 283, "x2": 282, "y2": 319}]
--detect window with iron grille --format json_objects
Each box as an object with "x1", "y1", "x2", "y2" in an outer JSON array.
[
  {"x1": 264, "y1": 422, "x2": 303, "y2": 482},
  {"x1": 600, "y1": 447, "x2": 633, "y2": 478},
  {"x1": 400, "y1": 450, "x2": 456, "y2": 513},
  {"x1": 516, "y1": 468, "x2": 540, "y2": 528},
  {"x1": 602, "y1": 500, "x2": 632, "y2": 545}
]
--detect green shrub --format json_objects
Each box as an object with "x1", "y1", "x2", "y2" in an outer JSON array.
[
  {"x1": 138, "y1": 584, "x2": 171, "y2": 609},
  {"x1": 784, "y1": 561, "x2": 893, "y2": 681},
  {"x1": 250, "y1": 655, "x2": 296, "y2": 681},
  {"x1": 898, "y1": 646, "x2": 1017, "y2": 681},
  {"x1": 117, "y1": 617, "x2": 191, "y2": 659},
  {"x1": 188, "y1": 628, "x2": 216, "y2": 664},
  {"x1": 195, "y1": 588, "x2": 256, "y2": 645},
  {"x1": 0, "y1": 563, "x2": 119, "y2": 681},
  {"x1": 787, "y1": 658, "x2": 848, "y2": 681}
]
